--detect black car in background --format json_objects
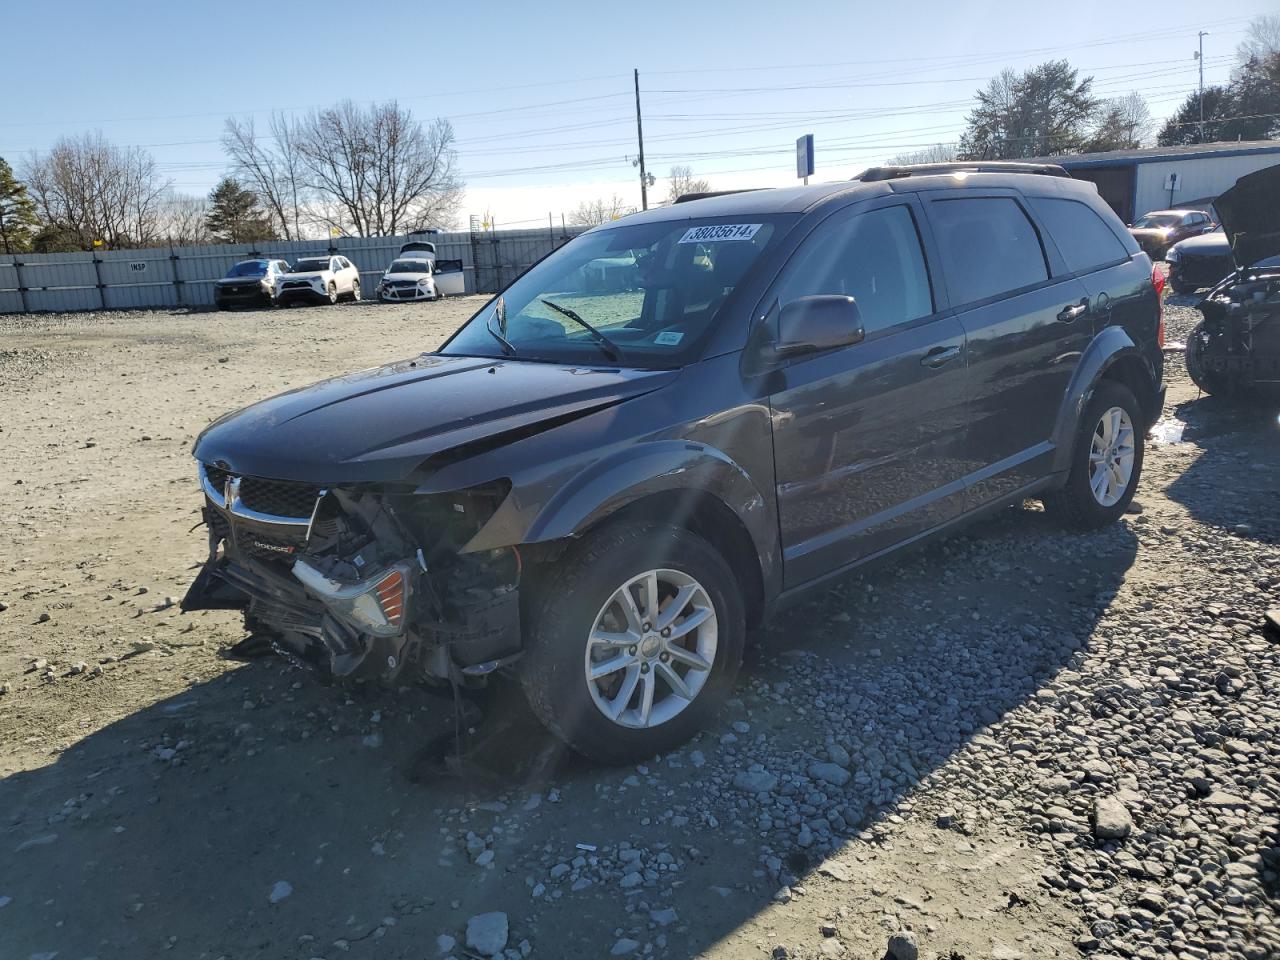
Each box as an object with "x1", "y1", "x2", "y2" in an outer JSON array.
[
  {"x1": 1186, "y1": 164, "x2": 1280, "y2": 398},
  {"x1": 1165, "y1": 229, "x2": 1233, "y2": 294},
  {"x1": 184, "y1": 162, "x2": 1164, "y2": 763},
  {"x1": 214, "y1": 259, "x2": 290, "y2": 309}
]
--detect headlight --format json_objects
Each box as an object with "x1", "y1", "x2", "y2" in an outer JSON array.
[
  {"x1": 418, "y1": 278, "x2": 432, "y2": 288},
  {"x1": 1165, "y1": 247, "x2": 1180, "y2": 263},
  {"x1": 293, "y1": 559, "x2": 411, "y2": 636}
]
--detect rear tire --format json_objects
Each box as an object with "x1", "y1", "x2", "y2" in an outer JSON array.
[
  {"x1": 520, "y1": 521, "x2": 745, "y2": 764},
  {"x1": 1043, "y1": 380, "x2": 1144, "y2": 530}
]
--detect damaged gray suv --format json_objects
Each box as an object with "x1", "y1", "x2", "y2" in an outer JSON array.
[{"x1": 184, "y1": 162, "x2": 1165, "y2": 763}]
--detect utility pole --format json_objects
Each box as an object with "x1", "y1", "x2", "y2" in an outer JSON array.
[
  {"x1": 1195, "y1": 30, "x2": 1209, "y2": 142},
  {"x1": 634, "y1": 68, "x2": 648, "y2": 211}
]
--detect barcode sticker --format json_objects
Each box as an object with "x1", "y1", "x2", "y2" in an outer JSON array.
[{"x1": 677, "y1": 223, "x2": 762, "y2": 244}]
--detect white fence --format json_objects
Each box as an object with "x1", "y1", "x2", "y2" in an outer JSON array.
[{"x1": 0, "y1": 226, "x2": 585, "y2": 314}]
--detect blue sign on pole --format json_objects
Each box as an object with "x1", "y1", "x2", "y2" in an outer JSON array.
[{"x1": 796, "y1": 134, "x2": 815, "y2": 180}]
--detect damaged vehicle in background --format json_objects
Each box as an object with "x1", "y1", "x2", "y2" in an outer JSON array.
[
  {"x1": 183, "y1": 162, "x2": 1164, "y2": 763},
  {"x1": 1186, "y1": 165, "x2": 1280, "y2": 399},
  {"x1": 275, "y1": 254, "x2": 362, "y2": 306}
]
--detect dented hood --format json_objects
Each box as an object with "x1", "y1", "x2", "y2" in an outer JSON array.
[
  {"x1": 1216, "y1": 164, "x2": 1280, "y2": 269},
  {"x1": 193, "y1": 354, "x2": 677, "y2": 484}
]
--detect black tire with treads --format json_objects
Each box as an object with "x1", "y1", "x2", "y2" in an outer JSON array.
[{"x1": 519, "y1": 520, "x2": 744, "y2": 765}]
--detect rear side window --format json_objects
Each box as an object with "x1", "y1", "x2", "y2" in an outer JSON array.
[
  {"x1": 775, "y1": 204, "x2": 934, "y2": 335},
  {"x1": 929, "y1": 197, "x2": 1048, "y2": 306},
  {"x1": 1029, "y1": 197, "x2": 1129, "y2": 274}
]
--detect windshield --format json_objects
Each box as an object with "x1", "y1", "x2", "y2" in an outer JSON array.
[
  {"x1": 293, "y1": 258, "x2": 330, "y2": 273},
  {"x1": 226, "y1": 260, "x2": 268, "y2": 278},
  {"x1": 441, "y1": 216, "x2": 788, "y2": 366},
  {"x1": 1134, "y1": 214, "x2": 1180, "y2": 229},
  {"x1": 388, "y1": 260, "x2": 430, "y2": 274}
]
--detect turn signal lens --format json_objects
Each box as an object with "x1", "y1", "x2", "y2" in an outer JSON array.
[{"x1": 373, "y1": 570, "x2": 406, "y2": 627}]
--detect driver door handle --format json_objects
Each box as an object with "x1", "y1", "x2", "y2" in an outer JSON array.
[
  {"x1": 921, "y1": 344, "x2": 962, "y2": 368},
  {"x1": 1057, "y1": 299, "x2": 1089, "y2": 323}
]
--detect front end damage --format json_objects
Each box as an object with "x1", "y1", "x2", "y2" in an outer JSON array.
[
  {"x1": 183, "y1": 463, "x2": 524, "y2": 686},
  {"x1": 1190, "y1": 270, "x2": 1280, "y2": 397}
]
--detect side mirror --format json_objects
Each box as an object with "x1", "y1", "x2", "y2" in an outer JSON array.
[{"x1": 775, "y1": 295, "x2": 865, "y2": 358}]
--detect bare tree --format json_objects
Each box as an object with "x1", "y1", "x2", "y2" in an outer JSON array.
[
  {"x1": 887, "y1": 143, "x2": 958, "y2": 165},
  {"x1": 1235, "y1": 14, "x2": 1280, "y2": 71},
  {"x1": 222, "y1": 114, "x2": 305, "y2": 240},
  {"x1": 155, "y1": 192, "x2": 210, "y2": 245},
  {"x1": 568, "y1": 194, "x2": 635, "y2": 227},
  {"x1": 290, "y1": 100, "x2": 462, "y2": 236},
  {"x1": 23, "y1": 132, "x2": 171, "y2": 248},
  {"x1": 665, "y1": 165, "x2": 710, "y2": 205}
]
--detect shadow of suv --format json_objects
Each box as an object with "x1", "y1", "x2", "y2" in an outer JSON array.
[{"x1": 184, "y1": 161, "x2": 1165, "y2": 763}]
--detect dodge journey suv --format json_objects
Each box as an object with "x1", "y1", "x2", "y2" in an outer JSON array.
[{"x1": 184, "y1": 162, "x2": 1165, "y2": 763}]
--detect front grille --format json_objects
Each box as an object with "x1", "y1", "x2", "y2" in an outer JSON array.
[
  {"x1": 205, "y1": 464, "x2": 231, "y2": 492},
  {"x1": 238, "y1": 477, "x2": 324, "y2": 519},
  {"x1": 201, "y1": 464, "x2": 322, "y2": 520},
  {"x1": 283, "y1": 280, "x2": 313, "y2": 290}
]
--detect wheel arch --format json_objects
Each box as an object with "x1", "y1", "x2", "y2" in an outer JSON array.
[{"x1": 1050, "y1": 327, "x2": 1159, "y2": 475}]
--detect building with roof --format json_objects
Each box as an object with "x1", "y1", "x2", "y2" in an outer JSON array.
[{"x1": 1029, "y1": 141, "x2": 1280, "y2": 224}]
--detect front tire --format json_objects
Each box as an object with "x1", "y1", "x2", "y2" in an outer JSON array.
[
  {"x1": 1185, "y1": 321, "x2": 1228, "y2": 395},
  {"x1": 350, "y1": 280, "x2": 361, "y2": 302},
  {"x1": 1043, "y1": 380, "x2": 1144, "y2": 530},
  {"x1": 1169, "y1": 277, "x2": 1196, "y2": 295},
  {"x1": 520, "y1": 521, "x2": 745, "y2": 764},
  {"x1": 327, "y1": 282, "x2": 338, "y2": 305}
]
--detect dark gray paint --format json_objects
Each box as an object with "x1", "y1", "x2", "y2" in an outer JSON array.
[{"x1": 192, "y1": 169, "x2": 1165, "y2": 618}]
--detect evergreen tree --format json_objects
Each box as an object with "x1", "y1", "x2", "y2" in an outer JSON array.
[
  {"x1": 204, "y1": 177, "x2": 275, "y2": 243},
  {"x1": 1157, "y1": 53, "x2": 1280, "y2": 146},
  {"x1": 957, "y1": 61, "x2": 1098, "y2": 159},
  {"x1": 0, "y1": 156, "x2": 40, "y2": 254}
]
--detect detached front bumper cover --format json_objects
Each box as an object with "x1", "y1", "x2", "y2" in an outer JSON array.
[{"x1": 293, "y1": 558, "x2": 413, "y2": 637}]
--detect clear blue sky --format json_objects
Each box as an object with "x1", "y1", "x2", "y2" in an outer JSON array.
[{"x1": 2, "y1": 0, "x2": 1268, "y2": 225}]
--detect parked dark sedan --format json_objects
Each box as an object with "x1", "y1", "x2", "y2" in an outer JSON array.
[
  {"x1": 1165, "y1": 229, "x2": 1234, "y2": 294},
  {"x1": 1127, "y1": 209, "x2": 1216, "y2": 260},
  {"x1": 183, "y1": 162, "x2": 1164, "y2": 763},
  {"x1": 214, "y1": 259, "x2": 290, "y2": 309}
]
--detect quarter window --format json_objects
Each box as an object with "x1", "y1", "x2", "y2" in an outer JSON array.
[
  {"x1": 1028, "y1": 197, "x2": 1129, "y2": 274},
  {"x1": 775, "y1": 205, "x2": 934, "y2": 335},
  {"x1": 929, "y1": 197, "x2": 1049, "y2": 305}
]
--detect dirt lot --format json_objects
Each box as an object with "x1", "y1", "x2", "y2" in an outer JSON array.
[{"x1": 1, "y1": 294, "x2": 1277, "y2": 960}]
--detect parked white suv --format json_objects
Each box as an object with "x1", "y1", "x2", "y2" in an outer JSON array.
[{"x1": 275, "y1": 255, "x2": 362, "y2": 306}]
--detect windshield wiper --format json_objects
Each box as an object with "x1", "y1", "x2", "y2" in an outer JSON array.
[
  {"x1": 540, "y1": 299, "x2": 625, "y2": 363},
  {"x1": 485, "y1": 297, "x2": 517, "y2": 357}
]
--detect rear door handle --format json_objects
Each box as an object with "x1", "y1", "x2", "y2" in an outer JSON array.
[
  {"x1": 921, "y1": 344, "x2": 962, "y2": 368},
  {"x1": 1057, "y1": 299, "x2": 1089, "y2": 322}
]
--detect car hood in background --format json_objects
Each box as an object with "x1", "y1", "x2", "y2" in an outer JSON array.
[
  {"x1": 1215, "y1": 164, "x2": 1280, "y2": 269},
  {"x1": 279, "y1": 273, "x2": 326, "y2": 282},
  {"x1": 215, "y1": 276, "x2": 267, "y2": 286},
  {"x1": 382, "y1": 271, "x2": 431, "y2": 282},
  {"x1": 1170, "y1": 231, "x2": 1229, "y2": 257},
  {"x1": 193, "y1": 354, "x2": 678, "y2": 484}
]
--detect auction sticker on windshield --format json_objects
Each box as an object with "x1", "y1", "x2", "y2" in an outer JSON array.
[{"x1": 677, "y1": 223, "x2": 762, "y2": 244}]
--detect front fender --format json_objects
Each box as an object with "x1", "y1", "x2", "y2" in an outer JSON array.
[
  {"x1": 465, "y1": 439, "x2": 778, "y2": 587},
  {"x1": 1049, "y1": 325, "x2": 1154, "y2": 475}
]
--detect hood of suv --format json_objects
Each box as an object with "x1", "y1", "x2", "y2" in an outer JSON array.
[
  {"x1": 193, "y1": 354, "x2": 677, "y2": 484},
  {"x1": 1215, "y1": 164, "x2": 1280, "y2": 269}
]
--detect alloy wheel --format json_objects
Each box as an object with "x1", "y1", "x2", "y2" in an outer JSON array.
[
  {"x1": 584, "y1": 568, "x2": 717, "y2": 729},
  {"x1": 1088, "y1": 406, "x2": 1135, "y2": 507}
]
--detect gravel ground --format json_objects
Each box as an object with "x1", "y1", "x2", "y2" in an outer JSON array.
[{"x1": 0, "y1": 292, "x2": 1276, "y2": 960}]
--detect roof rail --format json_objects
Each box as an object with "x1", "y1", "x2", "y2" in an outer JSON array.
[
  {"x1": 673, "y1": 188, "x2": 767, "y2": 204},
  {"x1": 855, "y1": 161, "x2": 1071, "y2": 182}
]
